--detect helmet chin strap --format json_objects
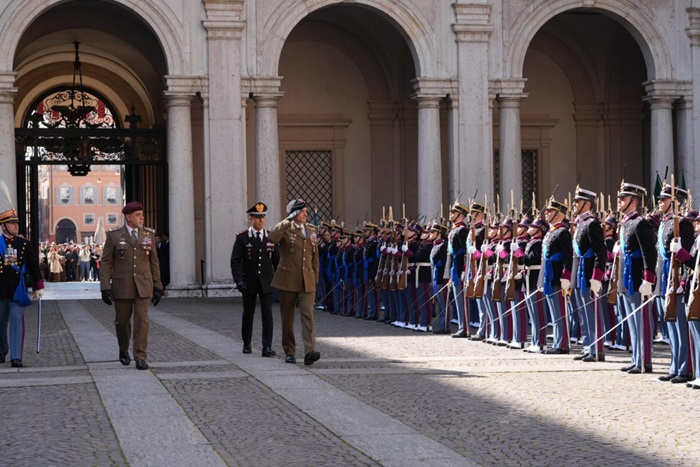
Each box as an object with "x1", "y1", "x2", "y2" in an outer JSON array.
[{"x1": 619, "y1": 197, "x2": 633, "y2": 214}]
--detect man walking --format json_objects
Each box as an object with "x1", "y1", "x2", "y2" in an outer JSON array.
[
  {"x1": 100, "y1": 201, "x2": 163, "y2": 370},
  {"x1": 231, "y1": 202, "x2": 279, "y2": 357},
  {"x1": 269, "y1": 199, "x2": 320, "y2": 365}
]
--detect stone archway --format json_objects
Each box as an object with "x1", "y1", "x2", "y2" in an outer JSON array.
[{"x1": 55, "y1": 218, "x2": 77, "y2": 244}]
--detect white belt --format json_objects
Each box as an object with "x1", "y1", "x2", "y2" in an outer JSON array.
[{"x1": 414, "y1": 263, "x2": 431, "y2": 287}]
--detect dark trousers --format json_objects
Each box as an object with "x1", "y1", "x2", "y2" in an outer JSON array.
[
  {"x1": 114, "y1": 298, "x2": 150, "y2": 360},
  {"x1": 242, "y1": 292, "x2": 274, "y2": 348}
]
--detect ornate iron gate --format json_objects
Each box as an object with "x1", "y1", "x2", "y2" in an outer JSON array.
[{"x1": 285, "y1": 150, "x2": 333, "y2": 221}]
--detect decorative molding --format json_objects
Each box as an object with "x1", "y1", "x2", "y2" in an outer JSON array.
[
  {"x1": 452, "y1": 3, "x2": 493, "y2": 42},
  {"x1": 164, "y1": 75, "x2": 208, "y2": 96}
]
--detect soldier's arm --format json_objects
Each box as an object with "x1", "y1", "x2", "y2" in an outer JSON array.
[
  {"x1": 100, "y1": 234, "x2": 115, "y2": 291},
  {"x1": 268, "y1": 219, "x2": 292, "y2": 243},
  {"x1": 588, "y1": 221, "x2": 607, "y2": 280},
  {"x1": 636, "y1": 219, "x2": 658, "y2": 282},
  {"x1": 230, "y1": 235, "x2": 244, "y2": 282},
  {"x1": 150, "y1": 243, "x2": 163, "y2": 290}
]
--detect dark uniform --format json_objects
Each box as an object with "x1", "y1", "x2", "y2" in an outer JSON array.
[
  {"x1": 522, "y1": 218, "x2": 547, "y2": 352},
  {"x1": 616, "y1": 182, "x2": 657, "y2": 373},
  {"x1": 362, "y1": 225, "x2": 379, "y2": 320},
  {"x1": 0, "y1": 207, "x2": 44, "y2": 366},
  {"x1": 446, "y1": 202, "x2": 469, "y2": 337},
  {"x1": 231, "y1": 206, "x2": 280, "y2": 356}
]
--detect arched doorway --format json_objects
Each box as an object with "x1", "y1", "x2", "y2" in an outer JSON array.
[
  {"x1": 12, "y1": 0, "x2": 169, "y2": 244},
  {"x1": 255, "y1": 2, "x2": 442, "y2": 224},
  {"x1": 54, "y1": 218, "x2": 77, "y2": 244}
]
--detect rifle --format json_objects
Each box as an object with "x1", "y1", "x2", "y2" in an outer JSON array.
[
  {"x1": 607, "y1": 223, "x2": 620, "y2": 305},
  {"x1": 688, "y1": 244, "x2": 700, "y2": 320},
  {"x1": 465, "y1": 223, "x2": 478, "y2": 298},
  {"x1": 663, "y1": 176, "x2": 679, "y2": 322}
]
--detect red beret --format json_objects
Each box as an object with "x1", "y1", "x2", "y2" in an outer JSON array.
[{"x1": 122, "y1": 201, "x2": 143, "y2": 215}]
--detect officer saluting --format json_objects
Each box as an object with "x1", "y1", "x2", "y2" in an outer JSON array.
[
  {"x1": 100, "y1": 201, "x2": 163, "y2": 370},
  {"x1": 230, "y1": 202, "x2": 280, "y2": 357}
]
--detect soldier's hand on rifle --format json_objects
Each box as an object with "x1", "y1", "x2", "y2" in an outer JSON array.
[
  {"x1": 560, "y1": 278, "x2": 571, "y2": 291},
  {"x1": 480, "y1": 244, "x2": 487, "y2": 253},
  {"x1": 639, "y1": 280, "x2": 653, "y2": 298},
  {"x1": 612, "y1": 242, "x2": 621, "y2": 256},
  {"x1": 495, "y1": 244, "x2": 504, "y2": 255},
  {"x1": 31, "y1": 288, "x2": 45, "y2": 300},
  {"x1": 510, "y1": 242, "x2": 519, "y2": 253},
  {"x1": 515, "y1": 270, "x2": 523, "y2": 280},
  {"x1": 589, "y1": 279, "x2": 602, "y2": 297},
  {"x1": 380, "y1": 244, "x2": 387, "y2": 252},
  {"x1": 485, "y1": 271, "x2": 492, "y2": 281},
  {"x1": 101, "y1": 290, "x2": 113, "y2": 305},
  {"x1": 468, "y1": 245, "x2": 477, "y2": 255},
  {"x1": 670, "y1": 238, "x2": 682, "y2": 254},
  {"x1": 401, "y1": 244, "x2": 408, "y2": 252}
]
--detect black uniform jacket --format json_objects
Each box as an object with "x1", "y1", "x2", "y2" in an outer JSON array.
[
  {"x1": 573, "y1": 212, "x2": 607, "y2": 289},
  {"x1": 618, "y1": 212, "x2": 657, "y2": 292},
  {"x1": 0, "y1": 235, "x2": 43, "y2": 299},
  {"x1": 231, "y1": 227, "x2": 280, "y2": 295},
  {"x1": 542, "y1": 223, "x2": 573, "y2": 287}
]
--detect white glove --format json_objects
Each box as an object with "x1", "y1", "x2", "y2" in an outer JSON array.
[
  {"x1": 639, "y1": 280, "x2": 653, "y2": 298},
  {"x1": 468, "y1": 245, "x2": 477, "y2": 255},
  {"x1": 670, "y1": 238, "x2": 682, "y2": 254},
  {"x1": 389, "y1": 247, "x2": 397, "y2": 254},
  {"x1": 380, "y1": 245, "x2": 387, "y2": 252},
  {"x1": 480, "y1": 244, "x2": 487, "y2": 253},
  {"x1": 515, "y1": 270, "x2": 524, "y2": 280},
  {"x1": 485, "y1": 272, "x2": 492, "y2": 281},
  {"x1": 401, "y1": 244, "x2": 408, "y2": 252},
  {"x1": 510, "y1": 242, "x2": 519, "y2": 253},
  {"x1": 612, "y1": 242, "x2": 620, "y2": 256},
  {"x1": 676, "y1": 284, "x2": 685, "y2": 294},
  {"x1": 589, "y1": 279, "x2": 602, "y2": 297},
  {"x1": 560, "y1": 278, "x2": 571, "y2": 291},
  {"x1": 538, "y1": 286, "x2": 544, "y2": 293},
  {"x1": 31, "y1": 288, "x2": 45, "y2": 300},
  {"x1": 496, "y1": 244, "x2": 504, "y2": 255}
]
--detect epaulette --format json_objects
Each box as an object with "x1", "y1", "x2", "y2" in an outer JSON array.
[
  {"x1": 237, "y1": 229, "x2": 247, "y2": 235},
  {"x1": 109, "y1": 227, "x2": 121, "y2": 232},
  {"x1": 143, "y1": 227, "x2": 156, "y2": 233}
]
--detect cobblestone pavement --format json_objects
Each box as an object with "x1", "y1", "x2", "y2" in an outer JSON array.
[{"x1": 1, "y1": 293, "x2": 698, "y2": 466}]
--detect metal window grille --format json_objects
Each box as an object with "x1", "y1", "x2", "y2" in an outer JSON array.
[
  {"x1": 285, "y1": 150, "x2": 333, "y2": 222},
  {"x1": 493, "y1": 149, "x2": 539, "y2": 213}
]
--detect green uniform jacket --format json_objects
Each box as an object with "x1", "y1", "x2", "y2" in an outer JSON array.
[
  {"x1": 100, "y1": 225, "x2": 162, "y2": 299},
  {"x1": 269, "y1": 219, "x2": 319, "y2": 293}
]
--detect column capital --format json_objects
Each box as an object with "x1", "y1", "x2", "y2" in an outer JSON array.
[
  {"x1": 687, "y1": 8, "x2": 700, "y2": 45},
  {"x1": 0, "y1": 71, "x2": 17, "y2": 103},
  {"x1": 412, "y1": 94, "x2": 442, "y2": 109},
  {"x1": 643, "y1": 79, "x2": 687, "y2": 103},
  {"x1": 410, "y1": 77, "x2": 450, "y2": 98},
  {"x1": 452, "y1": 3, "x2": 493, "y2": 42},
  {"x1": 165, "y1": 75, "x2": 207, "y2": 95},
  {"x1": 495, "y1": 78, "x2": 528, "y2": 101},
  {"x1": 203, "y1": 0, "x2": 245, "y2": 39},
  {"x1": 248, "y1": 76, "x2": 283, "y2": 96}
]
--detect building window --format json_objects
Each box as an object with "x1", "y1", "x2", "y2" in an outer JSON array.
[
  {"x1": 84, "y1": 213, "x2": 95, "y2": 225},
  {"x1": 285, "y1": 150, "x2": 332, "y2": 222},
  {"x1": 57, "y1": 185, "x2": 73, "y2": 205},
  {"x1": 82, "y1": 185, "x2": 97, "y2": 205},
  {"x1": 104, "y1": 185, "x2": 119, "y2": 205},
  {"x1": 107, "y1": 213, "x2": 118, "y2": 225}
]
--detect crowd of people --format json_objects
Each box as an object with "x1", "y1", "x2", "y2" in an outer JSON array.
[{"x1": 312, "y1": 179, "x2": 700, "y2": 390}]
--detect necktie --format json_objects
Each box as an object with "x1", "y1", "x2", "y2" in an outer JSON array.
[
  {"x1": 257, "y1": 232, "x2": 262, "y2": 242},
  {"x1": 132, "y1": 229, "x2": 138, "y2": 244}
]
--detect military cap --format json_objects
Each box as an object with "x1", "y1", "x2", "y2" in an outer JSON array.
[
  {"x1": 500, "y1": 216, "x2": 514, "y2": 230},
  {"x1": 321, "y1": 221, "x2": 334, "y2": 229},
  {"x1": 604, "y1": 215, "x2": 618, "y2": 228},
  {"x1": 246, "y1": 202, "x2": 268, "y2": 218},
  {"x1": 659, "y1": 184, "x2": 689, "y2": 201},
  {"x1": 408, "y1": 223, "x2": 423, "y2": 235},
  {"x1": 545, "y1": 197, "x2": 568, "y2": 215},
  {"x1": 286, "y1": 198, "x2": 307, "y2": 214},
  {"x1": 685, "y1": 210, "x2": 699, "y2": 221},
  {"x1": 489, "y1": 218, "x2": 501, "y2": 229},
  {"x1": 450, "y1": 201, "x2": 469, "y2": 217},
  {"x1": 518, "y1": 215, "x2": 533, "y2": 228},
  {"x1": 617, "y1": 181, "x2": 646, "y2": 198},
  {"x1": 470, "y1": 201, "x2": 486, "y2": 214},
  {"x1": 0, "y1": 208, "x2": 19, "y2": 224},
  {"x1": 574, "y1": 185, "x2": 597, "y2": 203},
  {"x1": 122, "y1": 201, "x2": 143, "y2": 215},
  {"x1": 530, "y1": 218, "x2": 549, "y2": 233},
  {"x1": 364, "y1": 221, "x2": 379, "y2": 231},
  {"x1": 431, "y1": 222, "x2": 448, "y2": 234}
]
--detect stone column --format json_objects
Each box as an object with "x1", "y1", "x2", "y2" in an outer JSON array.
[
  {"x1": 203, "y1": 1, "x2": 246, "y2": 288},
  {"x1": 644, "y1": 81, "x2": 677, "y2": 189},
  {"x1": 687, "y1": 7, "x2": 700, "y2": 189},
  {"x1": 453, "y1": 3, "x2": 494, "y2": 201},
  {"x1": 573, "y1": 102, "x2": 602, "y2": 189},
  {"x1": 164, "y1": 91, "x2": 197, "y2": 291},
  {"x1": 497, "y1": 80, "x2": 527, "y2": 203},
  {"x1": 676, "y1": 97, "x2": 692, "y2": 182},
  {"x1": 413, "y1": 92, "x2": 443, "y2": 218},
  {"x1": 368, "y1": 100, "x2": 395, "y2": 219},
  {"x1": 446, "y1": 95, "x2": 459, "y2": 203},
  {"x1": 252, "y1": 83, "x2": 283, "y2": 224},
  {"x1": 0, "y1": 72, "x2": 17, "y2": 202}
]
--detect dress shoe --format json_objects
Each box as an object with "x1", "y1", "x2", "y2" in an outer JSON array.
[
  {"x1": 692, "y1": 384, "x2": 700, "y2": 390},
  {"x1": 496, "y1": 340, "x2": 509, "y2": 347},
  {"x1": 285, "y1": 355, "x2": 296, "y2": 364},
  {"x1": 582, "y1": 354, "x2": 604, "y2": 362},
  {"x1": 620, "y1": 364, "x2": 636, "y2": 372},
  {"x1": 451, "y1": 331, "x2": 468, "y2": 338},
  {"x1": 10, "y1": 359, "x2": 22, "y2": 368},
  {"x1": 544, "y1": 348, "x2": 569, "y2": 355},
  {"x1": 135, "y1": 359, "x2": 149, "y2": 370},
  {"x1": 119, "y1": 351, "x2": 131, "y2": 366},
  {"x1": 0, "y1": 352, "x2": 6, "y2": 363},
  {"x1": 658, "y1": 374, "x2": 676, "y2": 382},
  {"x1": 304, "y1": 351, "x2": 321, "y2": 366},
  {"x1": 363, "y1": 316, "x2": 377, "y2": 321},
  {"x1": 627, "y1": 366, "x2": 642, "y2": 374},
  {"x1": 469, "y1": 335, "x2": 485, "y2": 341},
  {"x1": 671, "y1": 375, "x2": 690, "y2": 384},
  {"x1": 573, "y1": 352, "x2": 589, "y2": 361},
  {"x1": 262, "y1": 347, "x2": 276, "y2": 357},
  {"x1": 432, "y1": 330, "x2": 449, "y2": 334},
  {"x1": 242, "y1": 344, "x2": 252, "y2": 354}
]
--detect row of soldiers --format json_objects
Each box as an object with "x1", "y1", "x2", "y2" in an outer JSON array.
[{"x1": 314, "y1": 179, "x2": 700, "y2": 389}]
